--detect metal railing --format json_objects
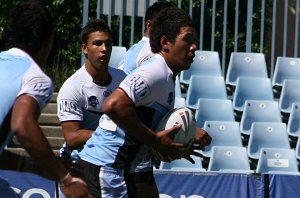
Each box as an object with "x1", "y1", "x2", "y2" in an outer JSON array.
[{"x1": 82, "y1": 0, "x2": 300, "y2": 77}]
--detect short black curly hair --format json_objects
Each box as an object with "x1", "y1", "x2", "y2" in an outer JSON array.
[
  {"x1": 4, "y1": 0, "x2": 54, "y2": 53},
  {"x1": 81, "y1": 19, "x2": 112, "y2": 45},
  {"x1": 150, "y1": 7, "x2": 195, "y2": 53}
]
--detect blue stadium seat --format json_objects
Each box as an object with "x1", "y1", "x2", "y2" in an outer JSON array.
[
  {"x1": 175, "y1": 76, "x2": 182, "y2": 97},
  {"x1": 247, "y1": 122, "x2": 290, "y2": 160},
  {"x1": 207, "y1": 146, "x2": 252, "y2": 173},
  {"x1": 185, "y1": 75, "x2": 227, "y2": 110},
  {"x1": 180, "y1": 50, "x2": 222, "y2": 85},
  {"x1": 295, "y1": 137, "x2": 300, "y2": 160},
  {"x1": 272, "y1": 57, "x2": 300, "y2": 95},
  {"x1": 109, "y1": 46, "x2": 127, "y2": 68},
  {"x1": 225, "y1": 52, "x2": 268, "y2": 91},
  {"x1": 287, "y1": 102, "x2": 300, "y2": 137},
  {"x1": 279, "y1": 79, "x2": 300, "y2": 114},
  {"x1": 195, "y1": 99, "x2": 235, "y2": 128},
  {"x1": 174, "y1": 97, "x2": 186, "y2": 109},
  {"x1": 202, "y1": 121, "x2": 243, "y2": 158},
  {"x1": 232, "y1": 77, "x2": 274, "y2": 112},
  {"x1": 256, "y1": 148, "x2": 299, "y2": 173},
  {"x1": 240, "y1": 100, "x2": 282, "y2": 136},
  {"x1": 159, "y1": 156, "x2": 205, "y2": 172}
]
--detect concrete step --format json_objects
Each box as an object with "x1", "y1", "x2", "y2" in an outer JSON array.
[
  {"x1": 41, "y1": 125, "x2": 63, "y2": 138},
  {"x1": 38, "y1": 113, "x2": 60, "y2": 126},
  {"x1": 42, "y1": 103, "x2": 57, "y2": 114},
  {"x1": 50, "y1": 92, "x2": 58, "y2": 103},
  {"x1": 11, "y1": 136, "x2": 64, "y2": 149}
]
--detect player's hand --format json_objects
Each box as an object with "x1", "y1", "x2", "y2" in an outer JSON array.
[
  {"x1": 60, "y1": 175, "x2": 93, "y2": 198},
  {"x1": 182, "y1": 128, "x2": 211, "y2": 163},
  {"x1": 154, "y1": 124, "x2": 186, "y2": 161},
  {"x1": 193, "y1": 127, "x2": 212, "y2": 150}
]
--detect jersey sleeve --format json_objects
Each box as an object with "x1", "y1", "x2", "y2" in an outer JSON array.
[
  {"x1": 19, "y1": 64, "x2": 54, "y2": 110},
  {"x1": 57, "y1": 80, "x2": 84, "y2": 122}
]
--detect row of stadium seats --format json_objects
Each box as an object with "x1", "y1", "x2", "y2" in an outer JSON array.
[
  {"x1": 159, "y1": 146, "x2": 300, "y2": 174},
  {"x1": 167, "y1": 50, "x2": 300, "y2": 174}
]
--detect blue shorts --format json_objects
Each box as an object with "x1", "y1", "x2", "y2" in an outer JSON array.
[{"x1": 76, "y1": 158, "x2": 136, "y2": 198}]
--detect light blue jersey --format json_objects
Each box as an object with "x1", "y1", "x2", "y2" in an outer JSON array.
[
  {"x1": 79, "y1": 54, "x2": 175, "y2": 172},
  {"x1": 0, "y1": 48, "x2": 53, "y2": 155},
  {"x1": 118, "y1": 37, "x2": 153, "y2": 75}
]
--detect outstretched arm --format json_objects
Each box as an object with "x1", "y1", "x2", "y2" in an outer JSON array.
[{"x1": 11, "y1": 95, "x2": 92, "y2": 198}]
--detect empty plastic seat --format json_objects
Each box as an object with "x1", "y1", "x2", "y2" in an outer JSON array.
[
  {"x1": 279, "y1": 79, "x2": 300, "y2": 114},
  {"x1": 185, "y1": 75, "x2": 227, "y2": 110},
  {"x1": 207, "y1": 146, "x2": 252, "y2": 172},
  {"x1": 256, "y1": 148, "x2": 299, "y2": 173},
  {"x1": 247, "y1": 122, "x2": 290, "y2": 160},
  {"x1": 272, "y1": 57, "x2": 300, "y2": 93},
  {"x1": 175, "y1": 76, "x2": 182, "y2": 97},
  {"x1": 287, "y1": 102, "x2": 300, "y2": 137},
  {"x1": 159, "y1": 156, "x2": 205, "y2": 172},
  {"x1": 195, "y1": 99, "x2": 235, "y2": 128},
  {"x1": 232, "y1": 77, "x2": 274, "y2": 112},
  {"x1": 174, "y1": 97, "x2": 186, "y2": 109},
  {"x1": 109, "y1": 46, "x2": 127, "y2": 68},
  {"x1": 202, "y1": 121, "x2": 243, "y2": 158},
  {"x1": 240, "y1": 100, "x2": 282, "y2": 136},
  {"x1": 295, "y1": 138, "x2": 300, "y2": 160},
  {"x1": 225, "y1": 52, "x2": 268, "y2": 89},
  {"x1": 180, "y1": 50, "x2": 222, "y2": 85}
]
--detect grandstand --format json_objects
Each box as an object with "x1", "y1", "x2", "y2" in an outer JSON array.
[{"x1": 3, "y1": 0, "x2": 300, "y2": 197}]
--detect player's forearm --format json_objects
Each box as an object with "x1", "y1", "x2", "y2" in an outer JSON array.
[
  {"x1": 65, "y1": 129, "x2": 94, "y2": 149},
  {"x1": 14, "y1": 119, "x2": 68, "y2": 181}
]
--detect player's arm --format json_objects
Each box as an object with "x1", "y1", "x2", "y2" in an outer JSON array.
[
  {"x1": 11, "y1": 95, "x2": 92, "y2": 198},
  {"x1": 60, "y1": 121, "x2": 93, "y2": 150},
  {"x1": 102, "y1": 88, "x2": 185, "y2": 160},
  {"x1": 182, "y1": 127, "x2": 212, "y2": 163}
]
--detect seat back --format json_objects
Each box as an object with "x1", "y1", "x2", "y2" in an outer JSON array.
[
  {"x1": 272, "y1": 57, "x2": 300, "y2": 87},
  {"x1": 225, "y1": 52, "x2": 268, "y2": 87},
  {"x1": 256, "y1": 148, "x2": 299, "y2": 173},
  {"x1": 287, "y1": 102, "x2": 300, "y2": 137},
  {"x1": 208, "y1": 146, "x2": 251, "y2": 172},
  {"x1": 195, "y1": 99, "x2": 235, "y2": 128},
  {"x1": 159, "y1": 156, "x2": 205, "y2": 171},
  {"x1": 279, "y1": 79, "x2": 300, "y2": 114},
  {"x1": 247, "y1": 122, "x2": 290, "y2": 160},
  {"x1": 180, "y1": 50, "x2": 222, "y2": 85},
  {"x1": 240, "y1": 100, "x2": 282, "y2": 135},
  {"x1": 232, "y1": 77, "x2": 274, "y2": 112},
  {"x1": 202, "y1": 121, "x2": 242, "y2": 158},
  {"x1": 108, "y1": 46, "x2": 127, "y2": 68},
  {"x1": 186, "y1": 75, "x2": 227, "y2": 109}
]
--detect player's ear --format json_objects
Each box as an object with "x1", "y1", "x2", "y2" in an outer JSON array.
[
  {"x1": 160, "y1": 36, "x2": 170, "y2": 52},
  {"x1": 81, "y1": 43, "x2": 88, "y2": 55}
]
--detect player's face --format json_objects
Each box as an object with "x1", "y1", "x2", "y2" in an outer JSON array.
[
  {"x1": 82, "y1": 31, "x2": 112, "y2": 69},
  {"x1": 168, "y1": 26, "x2": 197, "y2": 72}
]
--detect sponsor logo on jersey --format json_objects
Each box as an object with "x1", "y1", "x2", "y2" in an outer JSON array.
[
  {"x1": 88, "y1": 96, "x2": 99, "y2": 107},
  {"x1": 103, "y1": 90, "x2": 112, "y2": 97},
  {"x1": 59, "y1": 100, "x2": 80, "y2": 114},
  {"x1": 126, "y1": 75, "x2": 150, "y2": 99}
]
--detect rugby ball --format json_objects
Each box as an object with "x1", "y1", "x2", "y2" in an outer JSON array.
[{"x1": 153, "y1": 107, "x2": 196, "y2": 161}]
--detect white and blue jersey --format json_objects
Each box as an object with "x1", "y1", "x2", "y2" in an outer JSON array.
[
  {"x1": 0, "y1": 48, "x2": 53, "y2": 155},
  {"x1": 57, "y1": 65, "x2": 126, "y2": 159},
  {"x1": 79, "y1": 54, "x2": 175, "y2": 172},
  {"x1": 118, "y1": 37, "x2": 153, "y2": 75}
]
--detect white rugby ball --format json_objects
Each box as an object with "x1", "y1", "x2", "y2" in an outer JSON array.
[{"x1": 154, "y1": 107, "x2": 196, "y2": 161}]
